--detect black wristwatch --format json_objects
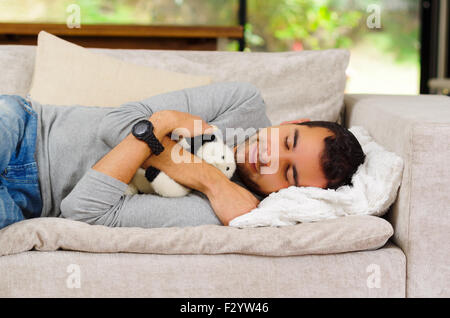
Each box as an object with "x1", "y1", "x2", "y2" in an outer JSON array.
[{"x1": 131, "y1": 120, "x2": 164, "y2": 155}]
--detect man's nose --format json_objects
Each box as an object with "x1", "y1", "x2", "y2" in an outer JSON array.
[
  {"x1": 260, "y1": 140, "x2": 294, "y2": 168},
  {"x1": 260, "y1": 150, "x2": 270, "y2": 165},
  {"x1": 258, "y1": 137, "x2": 272, "y2": 166}
]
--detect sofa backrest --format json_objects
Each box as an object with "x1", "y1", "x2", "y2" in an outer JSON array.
[
  {"x1": 0, "y1": 45, "x2": 349, "y2": 125},
  {"x1": 0, "y1": 45, "x2": 36, "y2": 97}
]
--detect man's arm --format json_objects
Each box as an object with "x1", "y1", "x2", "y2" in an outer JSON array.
[
  {"x1": 91, "y1": 112, "x2": 172, "y2": 184},
  {"x1": 141, "y1": 134, "x2": 223, "y2": 194},
  {"x1": 61, "y1": 111, "x2": 258, "y2": 227},
  {"x1": 143, "y1": 136, "x2": 259, "y2": 226},
  {"x1": 60, "y1": 167, "x2": 223, "y2": 228},
  {"x1": 61, "y1": 151, "x2": 258, "y2": 227},
  {"x1": 60, "y1": 110, "x2": 222, "y2": 227},
  {"x1": 98, "y1": 81, "x2": 271, "y2": 149},
  {"x1": 61, "y1": 82, "x2": 269, "y2": 227},
  {"x1": 92, "y1": 109, "x2": 212, "y2": 185}
]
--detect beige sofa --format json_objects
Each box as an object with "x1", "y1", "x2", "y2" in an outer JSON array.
[{"x1": 0, "y1": 45, "x2": 449, "y2": 298}]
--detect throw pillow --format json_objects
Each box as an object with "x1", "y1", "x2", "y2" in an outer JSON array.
[{"x1": 28, "y1": 31, "x2": 212, "y2": 107}]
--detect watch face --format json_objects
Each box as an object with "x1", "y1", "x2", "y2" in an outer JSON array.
[{"x1": 134, "y1": 121, "x2": 150, "y2": 137}]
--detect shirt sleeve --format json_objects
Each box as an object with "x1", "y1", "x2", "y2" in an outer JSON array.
[
  {"x1": 60, "y1": 168, "x2": 222, "y2": 228},
  {"x1": 97, "y1": 81, "x2": 272, "y2": 149}
]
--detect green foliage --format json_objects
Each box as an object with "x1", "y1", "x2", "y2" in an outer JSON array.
[
  {"x1": 247, "y1": 0, "x2": 362, "y2": 51},
  {"x1": 74, "y1": 0, "x2": 152, "y2": 24},
  {"x1": 244, "y1": 23, "x2": 265, "y2": 47},
  {"x1": 245, "y1": 0, "x2": 419, "y2": 66}
]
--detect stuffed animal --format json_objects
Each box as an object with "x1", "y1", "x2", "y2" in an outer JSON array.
[{"x1": 125, "y1": 126, "x2": 236, "y2": 197}]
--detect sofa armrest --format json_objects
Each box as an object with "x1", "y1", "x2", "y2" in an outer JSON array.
[{"x1": 344, "y1": 94, "x2": 450, "y2": 297}]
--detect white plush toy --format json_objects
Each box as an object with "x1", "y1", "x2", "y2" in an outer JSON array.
[{"x1": 125, "y1": 126, "x2": 236, "y2": 197}]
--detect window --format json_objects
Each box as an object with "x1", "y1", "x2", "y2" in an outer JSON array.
[
  {"x1": 1, "y1": 0, "x2": 420, "y2": 94},
  {"x1": 0, "y1": 0, "x2": 238, "y2": 25},
  {"x1": 246, "y1": 0, "x2": 420, "y2": 94}
]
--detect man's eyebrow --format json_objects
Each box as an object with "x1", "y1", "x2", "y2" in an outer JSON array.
[{"x1": 293, "y1": 128, "x2": 299, "y2": 149}]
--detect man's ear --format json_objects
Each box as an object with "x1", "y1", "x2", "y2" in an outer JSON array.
[{"x1": 280, "y1": 118, "x2": 310, "y2": 125}]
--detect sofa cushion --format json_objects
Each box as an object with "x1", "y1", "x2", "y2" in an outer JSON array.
[
  {"x1": 0, "y1": 215, "x2": 393, "y2": 257},
  {"x1": 345, "y1": 94, "x2": 450, "y2": 297},
  {"x1": 28, "y1": 31, "x2": 212, "y2": 107},
  {"x1": 0, "y1": 243, "x2": 405, "y2": 297},
  {"x1": 0, "y1": 45, "x2": 36, "y2": 96},
  {"x1": 27, "y1": 31, "x2": 349, "y2": 125}
]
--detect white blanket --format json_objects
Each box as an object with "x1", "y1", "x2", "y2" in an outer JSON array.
[{"x1": 229, "y1": 126, "x2": 404, "y2": 228}]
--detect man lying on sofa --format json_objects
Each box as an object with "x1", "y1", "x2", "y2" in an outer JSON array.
[{"x1": 0, "y1": 81, "x2": 365, "y2": 230}]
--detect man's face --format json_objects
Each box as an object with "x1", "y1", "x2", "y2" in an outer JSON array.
[{"x1": 234, "y1": 120, "x2": 335, "y2": 196}]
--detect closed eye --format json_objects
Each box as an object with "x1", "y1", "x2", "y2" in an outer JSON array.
[{"x1": 284, "y1": 136, "x2": 290, "y2": 182}]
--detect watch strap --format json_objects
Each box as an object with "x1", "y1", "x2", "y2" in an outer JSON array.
[
  {"x1": 143, "y1": 133, "x2": 164, "y2": 155},
  {"x1": 145, "y1": 166, "x2": 161, "y2": 182}
]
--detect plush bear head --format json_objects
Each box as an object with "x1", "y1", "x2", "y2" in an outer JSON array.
[
  {"x1": 179, "y1": 127, "x2": 236, "y2": 179},
  {"x1": 196, "y1": 138, "x2": 236, "y2": 179}
]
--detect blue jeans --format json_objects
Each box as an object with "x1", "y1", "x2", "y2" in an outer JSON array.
[{"x1": 0, "y1": 95, "x2": 42, "y2": 230}]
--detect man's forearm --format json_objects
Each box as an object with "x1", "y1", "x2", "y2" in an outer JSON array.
[
  {"x1": 92, "y1": 112, "x2": 175, "y2": 184},
  {"x1": 141, "y1": 136, "x2": 226, "y2": 194},
  {"x1": 141, "y1": 135, "x2": 258, "y2": 226}
]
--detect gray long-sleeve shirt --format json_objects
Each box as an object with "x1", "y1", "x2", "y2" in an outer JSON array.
[{"x1": 29, "y1": 81, "x2": 271, "y2": 228}]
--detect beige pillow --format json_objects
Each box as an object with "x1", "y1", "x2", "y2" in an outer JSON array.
[
  {"x1": 0, "y1": 215, "x2": 392, "y2": 257},
  {"x1": 28, "y1": 31, "x2": 212, "y2": 106}
]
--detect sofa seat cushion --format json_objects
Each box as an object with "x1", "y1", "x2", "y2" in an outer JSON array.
[
  {"x1": 0, "y1": 215, "x2": 392, "y2": 257},
  {"x1": 0, "y1": 243, "x2": 405, "y2": 297}
]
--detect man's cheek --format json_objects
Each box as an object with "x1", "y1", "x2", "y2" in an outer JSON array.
[
  {"x1": 235, "y1": 145, "x2": 246, "y2": 164},
  {"x1": 260, "y1": 160, "x2": 279, "y2": 175}
]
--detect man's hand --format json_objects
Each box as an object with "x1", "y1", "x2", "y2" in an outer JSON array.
[
  {"x1": 146, "y1": 111, "x2": 259, "y2": 225},
  {"x1": 142, "y1": 136, "x2": 221, "y2": 194},
  {"x1": 204, "y1": 176, "x2": 260, "y2": 226},
  {"x1": 143, "y1": 135, "x2": 259, "y2": 225}
]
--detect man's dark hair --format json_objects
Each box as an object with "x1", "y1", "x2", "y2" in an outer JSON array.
[{"x1": 296, "y1": 121, "x2": 366, "y2": 190}]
